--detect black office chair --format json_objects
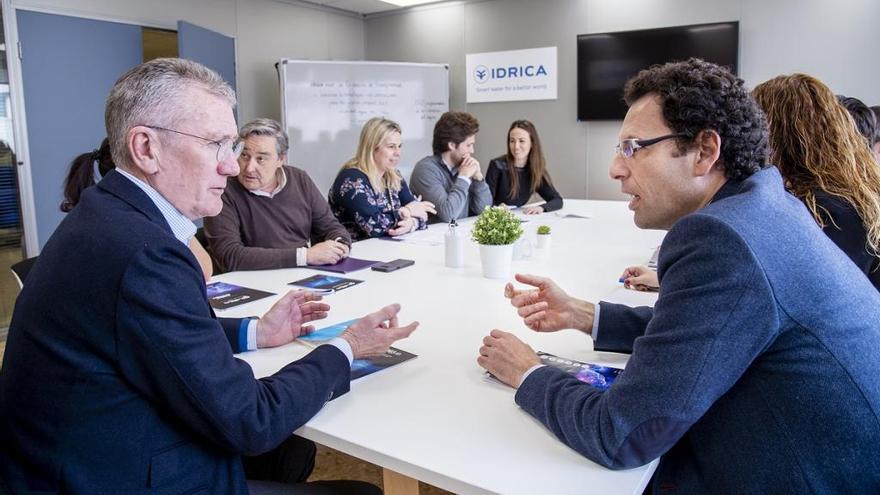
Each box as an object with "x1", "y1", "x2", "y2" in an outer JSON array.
[{"x1": 10, "y1": 256, "x2": 38, "y2": 289}]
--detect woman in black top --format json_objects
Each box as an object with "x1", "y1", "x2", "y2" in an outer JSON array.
[
  {"x1": 485, "y1": 120, "x2": 562, "y2": 214},
  {"x1": 753, "y1": 74, "x2": 880, "y2": 290}
]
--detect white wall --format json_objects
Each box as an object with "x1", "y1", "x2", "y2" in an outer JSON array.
[
  {"x1": 12, "y1": 0, "x2": 366, "y2": 124},
  {"x1": 365, "y1": 3, "x2": 465, "y2": 104},
  {"x1": 365, "y1": 0, "x2": 880, "y2": 200},
  {"x1": 739, "y1": 0, "x2": 879, "y2": 97},
  {"x1": 236, "y1": 0, "x2": 364, "y2": 124},
  {"x1": 464, "y1": 0, "x2": 591, "y2": 200},
  {"x1": 12, "y1": 0, "x2": 880, "y2": 200}
]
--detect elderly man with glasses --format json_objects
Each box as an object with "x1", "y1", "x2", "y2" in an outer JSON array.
[
  {"x1": 0, "y1": 58, "x2": 416, "y2": 495},
  {"x1": 478, "y1": 59, "x2": 880, "y2": 494},
  {"x1": 204, "y1": 118, "x2": 351, "y2": 272}
]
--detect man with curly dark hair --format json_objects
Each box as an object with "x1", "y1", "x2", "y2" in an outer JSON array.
[
  {"x1": 621, "y1": 58, "x2": 770, "y2": 181},
  {"x1": 479, "y1": 59, "x2": 880, "y2": 494}
]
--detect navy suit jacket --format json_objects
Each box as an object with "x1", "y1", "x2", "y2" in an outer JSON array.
[
  {"x1": 516, "y1": 168, "x2": 880, "y2": 493},
  {"x1": 0, "y1": 171, "x2": 351, "y2": 494}
]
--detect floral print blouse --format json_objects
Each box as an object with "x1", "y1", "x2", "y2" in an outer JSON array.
[{"x1": 329, "y1": 168, "x2": 428, "y2": 241}]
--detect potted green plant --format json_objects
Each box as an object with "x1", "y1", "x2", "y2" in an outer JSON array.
[
  {"x1": 536, "y1": 225, "x2": 551, "y2": 249},
  {"x1": 471, "y1": 206, "x2": 524, "y2": 279}
]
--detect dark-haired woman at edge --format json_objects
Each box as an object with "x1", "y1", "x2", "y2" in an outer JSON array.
[
  {"x1": 485, "y1": 120, "x2": 562, "y2": 214},
  {"x1": 61, "y1": 138, "x2": 214, "y2": 281}
]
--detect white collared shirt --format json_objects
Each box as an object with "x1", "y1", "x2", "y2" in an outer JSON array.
[
  {"x1": 247, "y1": 168, "x2": 288, "y2": 199},
  {"x1": 115, "y1": 167, "x2": 196, "y2": 246},
  {"x1": 444, "y1": 157, "x2": 471, "y2": 186}
]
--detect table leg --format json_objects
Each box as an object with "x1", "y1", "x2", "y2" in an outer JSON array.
[{"x1": 382, "y1": 467, "x2": 419, "y2": 495}]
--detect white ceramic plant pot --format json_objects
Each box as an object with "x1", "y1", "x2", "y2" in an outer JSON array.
[
  {"x1": 479, "y1": 243, "x2": 514, "y2": 279},
  {"x1": 536, "y1": 234, "x2": 551, "y2": 249}
]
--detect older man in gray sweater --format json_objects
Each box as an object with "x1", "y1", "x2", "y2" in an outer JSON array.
[{"x1": 205, "y1": 118, "x2": 351, "y2": 272}]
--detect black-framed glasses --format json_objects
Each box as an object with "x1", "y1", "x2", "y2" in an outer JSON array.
[
  {"x1": 614, "y1": 133, "x2": 689, "y2": 158},
  {"x1": 144, "y1": 125, "x2": 244, "y2": 162}
]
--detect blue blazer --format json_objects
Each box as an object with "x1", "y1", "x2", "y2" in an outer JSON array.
[
  {"x1": 0, "y1": 171, "x2": 351, "y2": 494},
  {"x1": 516, "y1": 168, "x2": 880, "y2": 494}
]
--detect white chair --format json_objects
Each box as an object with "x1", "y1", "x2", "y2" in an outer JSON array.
[{"x1": 10, "y1": 256, "x2": 37, "y2": 289}]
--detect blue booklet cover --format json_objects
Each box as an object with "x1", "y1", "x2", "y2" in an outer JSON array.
[
  {"x1": 537, "y1": 351, "x2": 622, "y2": 391},
  {"x1": 289, "y1": 274, "x2": 363, "y2": 293},
  {"x1": 206, "y1": 282, "x2": 275, "y2": 310},
  {"x1": 298, "y1": 319, "x2": 357, "y2": 344},
  {"x1": 350, "y1": 347, "x2": 417, "y2": 380},
  {"x1": 300, "y1": 319, "x2": 416, "y2": 380}
]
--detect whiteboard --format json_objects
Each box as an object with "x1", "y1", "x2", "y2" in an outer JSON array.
[{"x1": 278, "y1": 59, "x2": 449, "y2": 196}]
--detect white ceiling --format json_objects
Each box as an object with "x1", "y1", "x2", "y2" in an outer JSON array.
[
  {"x1": 319, "y1": 0, "x2": 394, "y2": 15},
  {"x1": 308, "y1": 0, "x2": 444, "y2": 15}
]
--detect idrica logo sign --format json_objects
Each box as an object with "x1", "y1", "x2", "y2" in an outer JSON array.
[
  {"x1": 473, "y1": 64, "x2": 548, "y2": 84},
  {"x1": 466, "y1": 46, "x2": 557, "y2": 103}
]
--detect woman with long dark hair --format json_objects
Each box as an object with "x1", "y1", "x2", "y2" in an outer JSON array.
[
  {"x1": 485, "y1": 120, "x2": 562, "y2": 214},
  {"x1": 61, "y1": 139, "x2": 115, "y2": 213}
]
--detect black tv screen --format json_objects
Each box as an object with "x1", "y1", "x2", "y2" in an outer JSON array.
[{"x1": 577, "y1": 22, "x2": 739, "y2": 121}]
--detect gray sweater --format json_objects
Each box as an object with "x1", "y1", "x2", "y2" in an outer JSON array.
[{"x1": 409, "y1": 154, "x2": 492, "y2": 223}]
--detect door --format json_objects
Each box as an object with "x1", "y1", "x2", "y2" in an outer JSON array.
[
  {"x1": 177, "y1": 19, "x2": 237, "y2": 228},
  {"x1": 178, "y1": 21, "x2": 236, "y2": 94},
  {"x1": 14, "y1": 14, "x2": 236, "y2": 249},
  {"x1": 16, "y1": 10, "x2": 141, "y2": 249}
]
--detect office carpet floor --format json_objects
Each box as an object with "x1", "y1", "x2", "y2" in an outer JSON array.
[{"x1": 311, "y1": 444, "x2": 452, "y2": 494}]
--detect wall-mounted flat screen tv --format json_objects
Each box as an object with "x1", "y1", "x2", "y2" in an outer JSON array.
[{"x1": 577, "y1": 21, "x2": 739, "y2": 121}]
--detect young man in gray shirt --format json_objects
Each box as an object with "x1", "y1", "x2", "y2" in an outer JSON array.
[{"x1": 410, "y1": 111, "x2": 492, "y2": 223}]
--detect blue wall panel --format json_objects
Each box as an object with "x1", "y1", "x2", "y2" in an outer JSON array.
[
  {"x1": 17, "y1": 10, "x2": 141, "y2": 248},
  {"x1": 178, "y1": 21, "x2": 236, "y2": 92}
]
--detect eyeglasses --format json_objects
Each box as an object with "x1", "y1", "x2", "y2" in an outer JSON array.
[
  {"x1": 144, "y1": 125, "x2": 244, "y2": 162},
  {"x1": 614, "y1": 133, "x2": 689, "y2": 158}
]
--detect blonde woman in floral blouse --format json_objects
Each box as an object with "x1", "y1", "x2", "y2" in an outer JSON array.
[{"x1": 330, "y1": 118, "x2": 436, "y2": 240}]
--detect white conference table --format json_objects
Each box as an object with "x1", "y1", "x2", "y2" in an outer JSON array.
[{"x1": 215, "y1": 199, "x2": 664, "y2": 495}]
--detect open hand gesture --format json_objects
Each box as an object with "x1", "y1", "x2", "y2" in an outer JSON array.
[
  {"x1": 505, "y1": 273, "x2": 594, "y2": 333},
  {"x1": 342, "y1": 304, "x2": 419, "y2": 358},
  {"x1": 256, "y1": 291, "x2": 331, "y2": 348}
]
